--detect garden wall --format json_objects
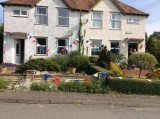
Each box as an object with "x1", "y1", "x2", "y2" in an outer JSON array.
[{"x1": 123, "y1": 69, "x2": 150, "y2": 77}]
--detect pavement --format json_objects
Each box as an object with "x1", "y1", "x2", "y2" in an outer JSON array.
[{"x1": 0, "y1": 92, "x2": 160, "y2": 107}]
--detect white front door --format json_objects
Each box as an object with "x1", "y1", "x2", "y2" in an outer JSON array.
[{"x1": 15, "y1": 39, "x2": 21, "y2": 64}]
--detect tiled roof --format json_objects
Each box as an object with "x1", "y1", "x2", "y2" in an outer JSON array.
[
  {"x1": 0, "y1": 0, "x2": 149, "y2": 16},
  {"x1": 0, "y1": 0, "x2": 41, "y2": 6}
]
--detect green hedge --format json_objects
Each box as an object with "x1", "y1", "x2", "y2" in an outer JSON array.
[
  {"x1": 0, "y1": 79, "x2": 8, "y2": 89},
  {"x1": 86, "y1": 65, "x2": 113, "y2": 76},
  {"x1": 58, "y1": 81, "x2": 108, "y2": 94},
  {"x1": 108, "y1": 79, "x2": 160, "y2": 95}
]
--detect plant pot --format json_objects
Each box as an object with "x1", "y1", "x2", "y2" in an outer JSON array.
[
  {"x1": 69, "y1": 67, "x2": 76, "y2": 74},
  {"x1": 0, "y1": 67, "x2": 7, "y2": 73}
]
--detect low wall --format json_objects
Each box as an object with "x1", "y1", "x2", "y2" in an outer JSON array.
[{"x1": 123, "y1": 70, "x2": 150, "y2": 77}]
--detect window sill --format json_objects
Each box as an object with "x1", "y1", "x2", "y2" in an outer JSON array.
[
  {"x1": 34, "y1": 54, "x2": 48, "y2": 56},
  {"x1": 56, "y1": 25, "x2": 69, "y2": 27},
  {"x1": 12, "y1": 16, "x2": 28, "y2": 18},
  {"x1": 90, "y1": 27, "x2": 103, "y2": 30},
  {"x1": 127, "y1": 23, "x2": 140, "y2": 25},
  {"x1": 34, "y1": 24, "x2": 48, "y2": 26},
  {"x1": 109, "y1": 28, "x2": 121, "y2": 30}
]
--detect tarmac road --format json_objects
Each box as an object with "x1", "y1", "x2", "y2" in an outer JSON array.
[{"x1": 0, "y1": 103, "x2": 160, "y2": 119}]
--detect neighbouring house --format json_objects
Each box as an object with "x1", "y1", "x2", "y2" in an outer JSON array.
[
  {"x1": 0, "y1": 0, "x2": 149, "y2": 64},
  {"x1": 151, "y1": 32, "x2": 160, "y2": 40}
]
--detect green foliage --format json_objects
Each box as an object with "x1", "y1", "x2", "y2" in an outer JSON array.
[
  {"x1": 86, "y1": 65, "x2": 113, "y2": 76},
  {"x1": 30, "y1": 82, "x2": 55, "y2": 92},
  {"x1": 147, "y1": 68, "x2": 160, "y2": 79},
  {"x1": 0, "y1": 79, "x2": 8, "y2": 89},
  {"x1": 57, "y1": 80, "x2": 109, "y2": 94},
  {"x1": 16, "y1": 58, "x2": 60, "y2": 73},
  {"x1": 110, "y1": 53, "x2": 126, "y2": 63},
  {"x1": 146, "y1": 36, "x2": 160, "y2": 64},
  {"x1": 110, "y1": 62, "x2": 123, "y2": 76},
  {"x1": 97, "y1": 46, "x2": 111, "y2": 69},
  {"x1": 89, "y1": 55, "x2": 99, "y2": 64},
  {"x1": 108, "y1": 79, "x2": 160, "y2": 95},
  {"x1": 68, "y1": 51, "x2": 80, "y2": 58},
  {"x1": 128, "y1": 53, "x2": 158, "y2": 70},
  {"x1": 51, "y1": 56, "x2": 70, "y2": 71}
]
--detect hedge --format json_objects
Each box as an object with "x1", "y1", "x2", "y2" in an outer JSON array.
[{"x1": 108, "y1": 79, "x2": 160, "y2": 95}]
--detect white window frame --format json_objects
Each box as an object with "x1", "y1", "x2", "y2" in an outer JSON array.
[
  {"x1": 110, "y1": 41, "x2": 120, "y2": 54},
  {"x1": 58, "y1": 8, "x2": 69, "y2": 26},
  {"x1": 111, "y1": 13, "x2": 121, "y2": 30},
  {"x1": 91, "y1": 39, "x2": 102, "y2": 55},
  {"x1": 36, "y1": 37, "x2": 48, "y2": 55},
  {"x1": 91, "y1": 11, "x2": 103, "y2": 29},
  {"x1": 36, "y1": 6, "x2": 48, "y2": 25},
  {"x1": 57, "y1": 39, "x2": 68, "y2": 55},
  {"x1": 12, "y1": 10, "x2": 28, "y2": 17},
  {"x1": 128, "y1": 18, "x2": 140, "y2": 24}
]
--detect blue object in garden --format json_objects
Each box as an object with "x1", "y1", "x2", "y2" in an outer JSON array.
[
  {"x1": 101, "y1": 72, "x2": 107, "y2": 78},
  {"x1": 156, "y1": 80, "x2": 160, "y2": 83},
  {"x1": 74, "y1": 80, "x2": 80, "y2": 84},
  {"x1": 44, "y1": 74, "x2": 50, "y2": 81}
]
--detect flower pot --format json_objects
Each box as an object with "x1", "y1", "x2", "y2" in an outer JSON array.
[
  {"x1": 69, "y1": 67, "x2": 76, "y2": 74},
  {"x1": 0, "y1": 67, "x2": 7, "y2": 73}
]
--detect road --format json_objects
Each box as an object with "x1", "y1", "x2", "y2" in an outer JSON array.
[{"x1": 0, "y1": 103, "x2": 159, "y2": 119}]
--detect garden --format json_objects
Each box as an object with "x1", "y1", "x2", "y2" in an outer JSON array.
[{"x1": 0, "y1": 46, "x2": 160, "y2": 95}]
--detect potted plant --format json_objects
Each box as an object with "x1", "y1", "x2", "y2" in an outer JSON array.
[{"x1": 0, "y1": 65, "x2": 7, "y2": 73}]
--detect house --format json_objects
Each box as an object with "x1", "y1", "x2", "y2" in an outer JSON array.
[
  {"x1": 0, "y1": 0, "x2": 149, "y2": 64},
  {"x1": 151, "y1": 32, "x2": 160, "y2": 40}
]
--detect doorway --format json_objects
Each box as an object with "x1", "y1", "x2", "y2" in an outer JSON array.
[{"x1": 128, "y1": 43, "x2": 138, "y2": 56}]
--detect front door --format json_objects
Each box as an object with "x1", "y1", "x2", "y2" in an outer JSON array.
[
  {"x1": 15, "y1": 39, "x2": 21, "y2": 64},
  {"x1": 128, "y1": 43, "x2": 138, "y2": 56}
]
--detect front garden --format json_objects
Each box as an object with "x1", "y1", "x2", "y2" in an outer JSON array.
[{"x1": 0, "y1": 47, "x2": 160, "y2": 95}]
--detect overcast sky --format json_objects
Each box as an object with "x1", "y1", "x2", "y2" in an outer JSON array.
[{"x1": 0, "y1": 0, "x2": 160, "y2": 35}]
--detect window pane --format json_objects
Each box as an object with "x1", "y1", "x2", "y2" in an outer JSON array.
[
  {"x1": 58, "y1": 39, "x2": 66, "y2": 46},
  {"x1": 128, "y1": 18, "x2": 139, "y2": 23},
  {"x1": 112, "y1": 21, "x2": 121, "y2": 29},
  {"x1": 91, "y1": 40, "x2": 102, "y2": 47},
  {"x1": 13, "y1": 10, "x2": 20, "y2": 15},
  {"x1": 37, "y1": 38, "x2": 46, "y2": 45},
  {"x1": 59, "y1": 8, "x2": 68, "y2": 17},
  {"x1": 58, "y1": 17, "x2": 68, "y2": 26},
  {"x1": 36, "y1": 16, "x2": 48, "y2": 24},
  {"x1": 112, "y1": 13, "x2": 121, "y2": 20},
  {"x1": 37, "y1": 46, "x2": 46, "y2": 54},
  {"x1": 93, "y1": 12, "x2": 102, "y2": 19},
  {"x1": 21, "y1": 11, "x2": 27, "y2": 16},
  {"x1": 16, "y1": 43, "x2": 20, "y2": 55},
  {"x1": 92, "y1": 20, "x2": 102, "y2": 28},
  {"x1": 111, "y1": 42, "x2": 119, "y2": 48},
  {"x1": 37, "y1": 7, "x2": 47, "y2": 15}
]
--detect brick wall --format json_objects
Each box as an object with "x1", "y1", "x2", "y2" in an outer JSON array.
[{"x1": 123, "y1": 70, "x2": 150, "y2": 77}]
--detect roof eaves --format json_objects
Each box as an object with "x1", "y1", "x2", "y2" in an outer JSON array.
[{"x1": 111, "y1": 0, "x2": 126, "y2": 15}]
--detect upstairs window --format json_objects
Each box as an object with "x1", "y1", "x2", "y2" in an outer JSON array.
[
  {"x1": 111, "y1": 13, "x2": 121, "y2": 29},
  {"x1": 128, "y1": 18, "x2": 140, "y2": 24},
  {"x1": 36, "y1": 7, "x2": 48, "y2": 25},
  {"x1": 58, "y1": 8, "x2": 69, "y2": 26},
  {"x1": 36, "y1": 38, "x2": 48, "y2": 55},
  {"x1": 13, "y1": 10, "x2": 28, "y2": 17},
  {"x1": 92, "y1": 11, "x2": 103, "y2": 28}
]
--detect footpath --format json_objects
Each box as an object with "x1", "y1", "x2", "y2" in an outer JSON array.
[{"x1": 0, "y1": 92, "x2": 160, "y2": 107}]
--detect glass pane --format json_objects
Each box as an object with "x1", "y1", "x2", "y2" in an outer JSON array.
[
  {"x1": 58, "y1": 17, "x2": 68, "y2": 26},
  {"x1": 16, "y1": 43, "x2": 20, "y2": 55},
  {"x1": 93, "y1": 12, "x2": 102, "y2": 19},
  {"x1": 37, "y1": 38, "x2": 46, "y2": 45},
  {"x1": 59, "y1": 8, "x2": 68, "y2": 17},
  {"x1": 36, "y1": 16, "x2": 48, "y2": 24},
  {"x1": 92, "y1": 20, "x2": 102, "y2": 28},
  {"x1": 13, "y1": 10, "x2": 20, "y2": 15},
  {"x1": 91, "y1": 40, "x2": 102, "y2": 47},
  {"x1": 111, "y1": 42, "x2": 119, "y2": 48},
  {"x1": 112, "y1": 21, "x2": 121, "y2": 29},
  {"x1": 112, "y1": 13, "x2": 121, "y2": 20},
  {"x1": 37, "y1": 7, "x2": 47, "y2": 15},
  {"x1": 37, "y1": 46, "x2": 46, "y2": 54},
  {"x1": 57, "y1": 47, "x2": 67, "y2": 55},
  {"x1": 21, "y1": 11, "x2": 27, "y2": 15},
  {"x1": 58, "y1": 39, "x2": 66, "y2": 46}
]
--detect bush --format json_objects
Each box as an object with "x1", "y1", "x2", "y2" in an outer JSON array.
[
  {"x1": 0, "y1": 79, "x2": 8, "y2": 89},
  {"x1": 51, "y1": 56, "x2": 70, "y2": 71},
  {"x1": 147, "y1": 68, "x2": 160, "y2": 79},
  {"x1": 108, "y1": 79, "x2": 160, "y2": 95},
  {"x1": 16, "y1": 58, "x2": 60, "y2": 73},
  {"x1": 110, "y1": 62, "x2": 123, "y2": 76},
  {"x1": 86, "y1": 65, "x2": 113, "y2": 76},
  {"x1": 89, "y1": 55, "x2": 99, "y2": 64},
  {"x1": 58, "y1": 80, "x2": 108, "y2": 94},
  {"x1": 30, "y1": 82, "x2": 55, "y2": 91}
]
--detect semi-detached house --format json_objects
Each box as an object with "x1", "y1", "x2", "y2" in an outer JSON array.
[{"x1": 0, "y1": 0, "x2": 149, "y2": 64}]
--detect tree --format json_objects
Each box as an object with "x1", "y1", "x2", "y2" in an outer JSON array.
[
  {"x1": 97, "y1": 45, "x2": 111, "y2": 70},
  {"x1": 146, "y1": 36, "x2": 160, "y2": 65},
  {"x1": 128, "y1": 53, "x2": 158, "y2": 78}
]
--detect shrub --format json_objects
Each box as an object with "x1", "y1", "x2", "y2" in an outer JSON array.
[
  {"x1": 86, "y1": 65, "x2": 113, "y2": 76},
  {"x1": 147, "y1": 68, "x2": 160, "y2": 79},
  {"x1": 110, "y1": 62, "x2": 123, "y2": 76},
  {"x1": 108, "y1": 79, "x2": 160, "y2": 95},
  {"x1": 68, "y1": 51, "x2": 80, "y2": 58},
  {"x1": 16, "y1": 58, "x2": 60, "y2": 73},
  {"x1": 0, "y1": 79, "x2": 8, "y2": 89},
  {"x1": 89, "y1": 55, "x2": 99, "y2": 64},
  {"x1": 30, "y1": 82, "x2": 55, "y2": 92},
  {"x1": 51, "y1": 56, "x2": 70, "y2": 71},
  {"x1": 57, "y1": 80, "x2": 108, "y2": 94}
]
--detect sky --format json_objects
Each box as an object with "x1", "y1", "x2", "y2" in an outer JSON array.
[{"x1": 0, "y1": 0, "x2": 160, "y2": 35}]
